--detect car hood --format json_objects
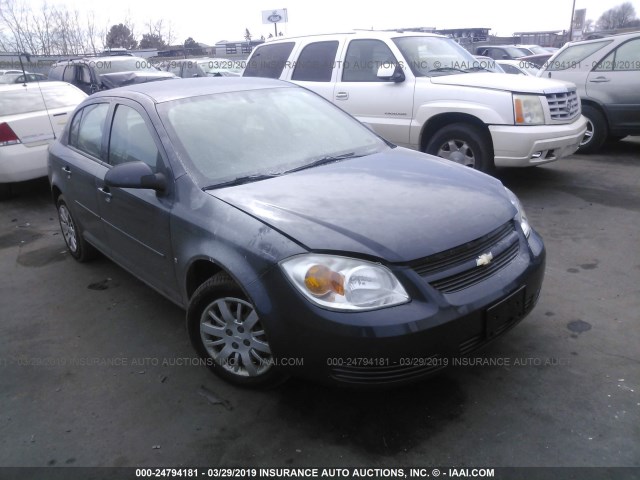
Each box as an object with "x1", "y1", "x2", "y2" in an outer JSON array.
[
  {"x1": 428, "y1": 72, "x2": 573, "y2": 94},
  {"x1": 209, "y1": 148, "x2": 516, "y2": 263},
  {"x1": 99, "y1": 71, "x2": 177, "y2": 89}
]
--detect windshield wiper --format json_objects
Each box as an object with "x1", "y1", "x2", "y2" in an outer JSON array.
[
  {"x1": 428, "y1": 67, "x2": 468, "y2": 74},
  {"x1": 280, "y1": 152, "x2": 359, "y2": 175},
  {"x1": 465, "y1": 66, "x2": 491, "y2": 72},
  {"x1": 203, "y1": 173, "x2": 279, "y2": 190}
]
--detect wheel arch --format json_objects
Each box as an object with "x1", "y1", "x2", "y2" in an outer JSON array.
[{"x1": 419, "y1": 112, "x2": 494, "y2": 157}]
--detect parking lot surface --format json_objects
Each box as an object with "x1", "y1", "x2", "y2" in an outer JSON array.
[{"x1": 1, "y1": 138, "x2": 639, "y2": 471}]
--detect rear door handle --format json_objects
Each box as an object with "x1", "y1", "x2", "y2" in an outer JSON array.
[
  {"x1": 62, "y1": 166, "x2": 71, "y2": 178},
  {"x1": 335, "y1": 91, "x2": 349, "y2": 100},
  {"x1": 589, "y1": 77, "x2": 610, "y2": 83},
  {"x1": 98, "y1": 186, "x2": 112, "y2": 203}
]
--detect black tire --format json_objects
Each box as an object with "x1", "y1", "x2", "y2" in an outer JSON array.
[
  {"x1": 578, "y1": 105, "x2": 608, "y2": 154},
  {"x1": 56, "y1": 195, "x2": 97, "y2": 262},
  {"x1": 187, "y1": 272, "x2": 286, "y2": 388},
  {"x1": 425, "y1": 124, "x2": 494, "y2": 173},
  {"x1": 606, "y1": 135, "x2": 626, "y2": 143}
]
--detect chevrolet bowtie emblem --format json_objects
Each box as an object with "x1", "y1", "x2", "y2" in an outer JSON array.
[{"x1": 476, "y1": 252, "x2": 493, "y2": 267}]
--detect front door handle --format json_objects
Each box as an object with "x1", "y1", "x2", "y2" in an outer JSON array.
[
  {"x1": 98, "y1": 186, "x2": 112, "y2": 203},
  {"x1": 589, "y1": 76, "x2": 610, "y2": 83},
  {"x1": 62, "y1": 166, "x2": 71, "y2": 178},
  {"x1": 336, "y1": 91, "x2": 349, "y2": 100}
]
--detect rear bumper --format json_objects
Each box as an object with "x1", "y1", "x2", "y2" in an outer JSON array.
[
  {"x1": 490, "y1": 115, "x2": 587, "y2": 167},
  {"x1": 0, "y1": 143, "x2": 48, "y2": 183}
]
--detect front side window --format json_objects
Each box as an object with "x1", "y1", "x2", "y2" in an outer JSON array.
[
  {"x1": 69, "y1": 103, "x2": 109, "y2": 158},
  {"x1": 244, "y1": 43, "x2": 295, "y2": 78},
  {"x1": 292, "y1": 41, "x2": 339, "y2": 82},
  {"x1": 342, "y1": 39, "x2": 398, "y2": 82},
  {"x1": 108, "y1": 104, "x2": 160, "y2": 172},
  {"x1": 594, "y1": 38, "x2": 640, "y2": 71}
]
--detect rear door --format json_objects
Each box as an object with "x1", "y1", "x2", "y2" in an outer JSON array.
[
  {"x1": 96, "y1": 100, "x2": 178, "y2": 301},
  {"x1": 57, "y1": 101, "x2": 111, "y2": 253},
  {"x1": 587, "y1": 37, "x2": 640, "y2": 134}
]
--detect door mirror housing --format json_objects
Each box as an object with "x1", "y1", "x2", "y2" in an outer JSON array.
[
  {"x1": 104, "y1": 161, "x2": 166, "y2": 191},
  {"x1": 376, "y1": 64, "x2": 405, "y2": 83}
]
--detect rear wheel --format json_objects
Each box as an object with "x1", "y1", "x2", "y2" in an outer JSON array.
[
  {"x1": 425, "y1": 124, "x2": 494, "y2": 173},
  {"x1": 187, "y1": 272, "x2": 286, "y2": 388},
  {"x1": 56, "y1": 195, "x2": 97, "y2": 262},
  {"x1": 578, "y1": 105, "x2": 607, "y2": 154}
]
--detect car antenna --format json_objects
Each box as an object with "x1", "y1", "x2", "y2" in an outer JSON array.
[{"x1": 20, "y1": 52, "x2": 57, "y2": 141}]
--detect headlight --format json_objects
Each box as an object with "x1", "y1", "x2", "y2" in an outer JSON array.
[
  {"x1": 280, "y1": 254, "x2": 410, "y2": 311},
  {"x1": 505, "y1": 188, "x2": 531, "y2": 238},
  {"x1": 513, "y1": 94, "x2": 545, "y2": 125}
]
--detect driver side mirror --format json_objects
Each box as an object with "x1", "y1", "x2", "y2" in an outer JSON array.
[
  {"x1": 104, "y1": 161, "x2": 166, "y2": 191},
  {"x1": 376, "y1": 64, "x2": 405, "y2": 83}
]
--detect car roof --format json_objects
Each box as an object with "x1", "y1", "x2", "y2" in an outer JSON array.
[
  {"x1": 568, "y1": 30, "x2": 639, "y2": 46},
  {"x1": 90, "y1": 77, "x2": 294, "y2": 103},
  {"x1": 263, "y1": 30, "x2": 446, "y2": 42},
  {"x1": 52, "y1": 55, "x2": 146, "y2": 66}
]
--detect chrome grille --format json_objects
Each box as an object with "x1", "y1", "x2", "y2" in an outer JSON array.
[
  {"x1": 546, "y1": 89, "x2": 580, "y2": 121},
  {"x1": 411, "y1": 221, "x2": 520, "y2": 294}
]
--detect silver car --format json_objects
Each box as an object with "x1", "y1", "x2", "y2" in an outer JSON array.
[{"x1": 538, "y1": 31, "x2": 640, "y2": 153}]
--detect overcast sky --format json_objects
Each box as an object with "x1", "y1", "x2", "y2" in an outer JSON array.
[{"x1": 52, "y1": 0, "x2": 640, "y2": 45}]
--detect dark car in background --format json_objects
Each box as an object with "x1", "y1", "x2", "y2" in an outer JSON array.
[
  {"x1": 48, "y1": 78, "x2": 545, "y2": 388},
  {"x1": 475, "y1": 45, "x2": 529, "y2": 60},
  {"x1": 48, "y1": 56, "x2": 177, "y2": 94}
]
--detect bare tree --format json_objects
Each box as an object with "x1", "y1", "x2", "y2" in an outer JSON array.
[{"x1": 597, "y1": 2, "x2": 637, "y2": 30}]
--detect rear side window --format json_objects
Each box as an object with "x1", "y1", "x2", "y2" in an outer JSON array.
[
  {"x1": 69, "y1": 103, "x2": 109, "y2": 159},
  {"x1": 546, "y1": 40, "x2": 612, "y2": 71},
  {"x1": 63, "y1": 66, "x2": 75, "y2": 82},
  {"x1": 244, "y1": 42, "x2": 295, "y2": 78},
  {"x1": 108, "y1": 104, "x2": 160, "y2": 172},
  {"x1": 292, "y1": 41, "x2": 339, "y2": 82}
]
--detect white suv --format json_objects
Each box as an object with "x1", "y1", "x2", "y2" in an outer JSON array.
[
  {"x1": 244, "y1": 31, "x2": 587, "y2": 173},
  {"x1": 538, "y1": 31, "x2": 640, "y2": 153}
]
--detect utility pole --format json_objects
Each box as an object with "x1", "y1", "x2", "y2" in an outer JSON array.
[{"x1": 568, "y1": 0, "x2": 577, "y2": 42}]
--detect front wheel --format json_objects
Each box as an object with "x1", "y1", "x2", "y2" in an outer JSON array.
[
  {"x1": 187, "y1": 273, "x2": 286, "y2": 388},
  {"x1": 425, "y1": 124, "x2": 494, "y2": 173},
  {"x1": 578, "y1": 105, "x2": 607, "y2": 154}
]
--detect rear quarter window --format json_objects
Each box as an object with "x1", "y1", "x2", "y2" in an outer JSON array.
[{"x1": 244, "y1": 42, "x2": 295, "y2": 78}]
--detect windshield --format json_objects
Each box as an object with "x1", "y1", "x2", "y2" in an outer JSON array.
[
  {"x1": 528, "y1": 46, "x2": 550, "y2": 55},
  {"x1": 158, "y1": 87, "x2": 387, "y2": 188},
  {"x1": 392, "y1": 36, "x2": 482, "y2": 76},
  {"x1": 93, "y1": 57, "x2": 158, "y2": 74}
]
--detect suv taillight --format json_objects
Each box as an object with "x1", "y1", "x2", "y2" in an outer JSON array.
[{"x1": 0, "y1": 122, "x2": 21, "y2": 146}]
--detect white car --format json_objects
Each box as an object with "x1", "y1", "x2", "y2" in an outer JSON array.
[
  {"x1": 245, "y1": 31, "x2": 587, "y2": 172},
  {"x1": 0, "y1": 81, "x2": 87, "y2": 197},
  {"x1": 496, "y1": 60, "x2": 540, "y2": 76}
]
